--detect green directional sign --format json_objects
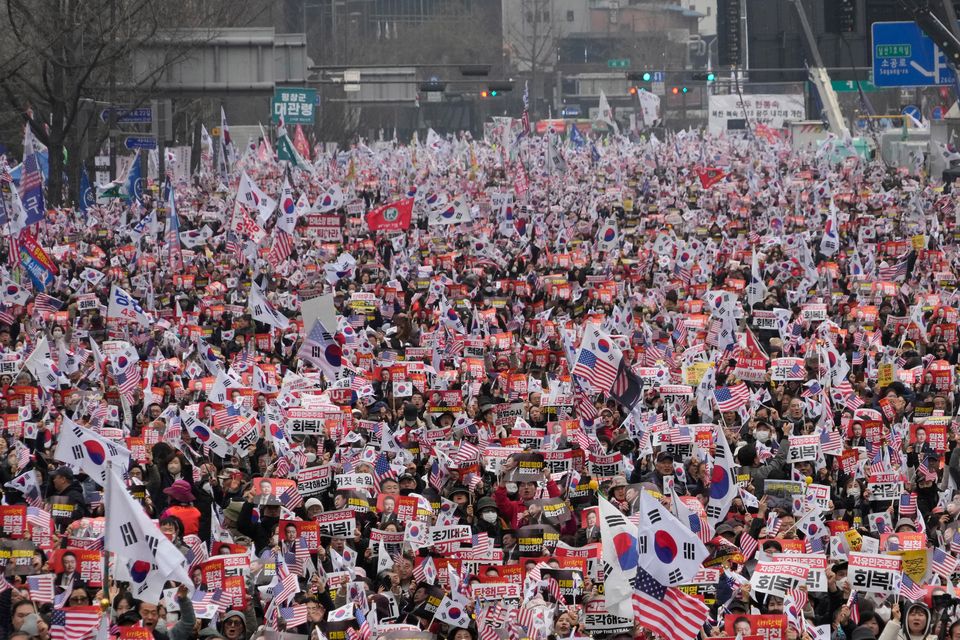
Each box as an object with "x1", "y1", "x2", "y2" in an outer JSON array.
[
  {"x1": 607, "y1": 59, "x2": 631, "y2": 69},
  {"x1": 830, "y1": 80, "x2": 879, "y2": 92},
  {"x1": 272, "y1": 87, "x2": 317, "y2": 125}
]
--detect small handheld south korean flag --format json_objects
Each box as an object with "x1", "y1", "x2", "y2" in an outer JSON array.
[{"x1": 392, "y1": 380, "x2": 412, "y2": 397}]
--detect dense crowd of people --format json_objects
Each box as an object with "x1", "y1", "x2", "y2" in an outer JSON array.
[{"x1": 0, "y1": 122, "x2": 954, "y2": 640}]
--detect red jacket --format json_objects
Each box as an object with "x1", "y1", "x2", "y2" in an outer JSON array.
[{"x1": 493, "y1": 480, "x2": 561, "y2": 530}]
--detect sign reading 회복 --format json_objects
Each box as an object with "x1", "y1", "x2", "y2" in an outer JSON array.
[
  {"x1": 272, "y1": 87, "x2": 317, "y2": 125},
  {"x1": 708, "y1": 94, "x2": 805, "y2": 133}
]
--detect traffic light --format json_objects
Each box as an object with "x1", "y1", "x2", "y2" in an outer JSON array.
[
  {"x1": 486, "y1": 82, "x2": 514, "y2": 96},
  {"x1": 671, "y1": 86, "x2": 689, "y2": 95},
  {"x1": 629, "y1": 86, "x2": 638, "y2": 95},
  {"x1": 480, "y1": 90, "x2": 489, "y2": 98},
  {"x1": 418, "y1": 81, "x2": 446, "y2": 93},
  {"x1": 691, "y1": 72, "x2": 716, "y2": 82},
  {"x1": 829, "y1": 0, "x2": 856, "y2": 34},
  {"x1": 717, "y1": 0, "x2": 741, "y2": 67}
]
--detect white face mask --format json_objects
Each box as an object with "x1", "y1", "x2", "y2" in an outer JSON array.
[
  {"x1": 305, "y1": 453, "x2": 317, "y2": 463},
  {"x1": 481, "y1": 512, "x2": 498, "y2": 524},
  {"x1": 848, "y1": 487, "x2": 860, "y2": 498},
  {"x1": 505, "y1": 483, "x2": 518, "y2": 494},
  {"x1": 755, "y1": 430, "x2": 770, "y2": 443}
]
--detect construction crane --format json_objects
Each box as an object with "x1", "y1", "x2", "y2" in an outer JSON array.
[
  {"x1": 788, "y1": 0, "x2": 851, "y2": 138},
  {"x1": 898, "y1": 0, "x2": 960, "y2": 69}
]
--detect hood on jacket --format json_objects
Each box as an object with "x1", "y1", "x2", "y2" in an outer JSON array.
[{"x1": 903, "y1": 602, "x2": 932, "y2": 640}]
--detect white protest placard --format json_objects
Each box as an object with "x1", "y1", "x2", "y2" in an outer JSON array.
[
  {"x1": 867, "y1": 473, "x2": 902, "y2": 502},
  {"x1": 801, "y1": 303, "x2": 828, "y2": 322},
  {"x1": 772, "y1": 553, "x2": 828, "y2": 592},
  {"x1": 771, "y1": 358, "x2": 806, "y2": 381},
  {"x1": 750, "y1": 562, "x2": 810, "y2": 597},
  {"x1": 788, "y1": 435, "x2": 821, "y2": 463},
  {"x1": 753, "y1": 310, "x2": 778, "y2": 331},
  {"x1": 315, "y1": 509, "x2": 356, "y2": 538},
  {"x1": 429, "y1": 525, "x2": 472, "y2": 547},
  {"x1": 335, "y1": 473, "x2": 375, "y2": 491},
  {"x1": 848, "y1": 552, "x2": 901, "y2": 594}
]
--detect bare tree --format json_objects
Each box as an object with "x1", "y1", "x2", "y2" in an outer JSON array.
[
  {"x1": 504, "y1": 0, "x2": 561, "y2": 119},
  {"x1": 0, "y1": 0, "x2": 259, "y2": 206}
]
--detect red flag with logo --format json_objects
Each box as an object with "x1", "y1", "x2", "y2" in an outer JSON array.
[
  {"x1": 698, "y1": 168, "x2": 727, "y2": 189},
  {"x1": 366, "y1": 197, "x2": 414, "y2": 232},
  {"x1": 293, "y1": 125, "x2": 311, "y2": 160}
]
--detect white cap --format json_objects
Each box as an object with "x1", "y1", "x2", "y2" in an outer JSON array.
[{"x1": 305, "y1": 498, "x2": 323, "y2": 511}]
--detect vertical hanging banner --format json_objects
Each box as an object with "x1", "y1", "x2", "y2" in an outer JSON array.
[{"x1": 18, "y1": 233, "x2": 57, "y2": 292}]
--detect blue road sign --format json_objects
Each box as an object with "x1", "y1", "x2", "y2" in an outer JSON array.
[
  {"x1": 872, "y1": 21, "x2": 957, "y2": 87},
  {"x1": 901, "y1": 105, "x2": 922, "y2": 122},
  {"x1": 932, "y1": 106, "x2": 945, "y2": 120},
  {"x1": 99, "y1": 107, "x2": 153, "y2": 124},
  {"x1": 124, "y1": 136, "x2": 157, "y2": 150},
  {"x1": 651, "y1": 71, "x2": 665, "y2": 82}
]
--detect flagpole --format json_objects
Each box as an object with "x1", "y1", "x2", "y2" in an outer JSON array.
[{"x1": 101, "y1": 461, "x2": 112, "y2": 617}]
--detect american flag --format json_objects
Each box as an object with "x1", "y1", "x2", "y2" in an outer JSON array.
[
  {"x1": 672, "y1": 318, "x2": 688, "y2": 347},
  {"x1": 268, "y1": 229, "x2": 294, "y2": 267},
  {"x1": 273, "y1": 553, "x2": 300, "y2": 604},
  {"x1": 50, "y1": 606, "x2": 101, "y2": 640},
  {"x1": 373, "y1": 453, "x2": 398, "y2": 485},
  {"x1": 932, "y1": 547, "x2": 959, "y2": 578},
  {"x1": 899, "y1": 493, "x2": 917, "y2": 517},
  {"x1": 845, "y1": 393, "x2": 865, "y2": 411},
  {"x1": 35, "y1": 293, "x2": 65, "y2": 314},
  {"x1": 184, "y1": 534, "x2": 208, "y2": 571},
  {"x1": 347, "y1": 606, "x2": 372, "y2": 640},
  {"x1": 786, "y1": 587, "x2": 808, "y2": 611},
  {"x1": 848, "y1": 592, "x2": 860, "y2": 624},
  {"x1": 471, "y1": 533, "x2": 492, "y2": 556},
  {"x1": 274, "y1": 455, "x2": 291, "y2": 478},
  {"x1": 293, "y1": 535, "x2": 310, "y2": 576},
  {"x1": 713, "y1": 383, "x2": 751, "y2": 412},
  {"x1": 113, "y1": 361, "x2": 141, "y2": 399},
  {"x1": 948, "y1": 531, "x2": 960, "y2": 555},
  {"x1": 632, "y1": 568, "x2": 709, "y2": 640},
  {"x1": 278, "y1": 604, "x2": 309, "y2": 629},
  {"x1": 878, "y1": 258, "x2": 909, "y2": 281},
  {"x1": 899, "y1": 573, "x2": 925, "y2": 600},
  {"x1": 804, "y1": 536, "x2": 825, "y2": 554},
  {"x1": 276, "y1": 482, "x2": 303, "y2": 509},
  {"x1": 213, "y1": 404, "x2": 242, "y2": 432},
  {"x1": 0, "y1": 306, "x2": 15, "y2": 325},
  {"x1": 233, "y1": 347, "x2": 254, "y2": 373},
  {"x1": 575, "y1": 388, "x2": 599, "y2": 422},
  {"x1": 479, "y1": 621, "x2": 500, "y2": 640},
  {"x1": 26, "y1": 573, "x2": 55, "y2": 603},
  {"x1": 766, "y1": 513, "x2": 781, "y2": 537},
  {"x1": 428, "y1": 459, "x2": 447, "y2": 491},
  {"x1": 918, "y1": 456, "x2": 939, "y2": 481},
  {"x1": 27, "y1": 506, "x2": 52, "y2": 531},
  {"x1": 739, "y1": 532, "x2": 758, "y2": 559},
  {"x1": 801, "y1": 381, "x2": 822, "y2": 398},
  {"x1": 543, "y1": 575, "x2": 565, "y2": 606},
  {"x1": 819, "y1": 428, "x2": 842, "y2": 452},
  {"x1": 451, "y1": 441, "x2": 481, "y2": 465},
  {"x1": 572, "y1": 347, "x2": 618, "y2": 392},
  {"x1": 687, "y1": 511, "x2": 712, "y2": 544}
]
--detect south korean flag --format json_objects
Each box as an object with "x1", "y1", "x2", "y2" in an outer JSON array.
[{"x1": 636, "y1": 489, "x2": 709, "y2": 586}]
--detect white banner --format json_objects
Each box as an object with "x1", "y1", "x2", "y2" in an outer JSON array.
[{"x1": 708, "y1": 94, "x2": 806, "y2": 133}]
